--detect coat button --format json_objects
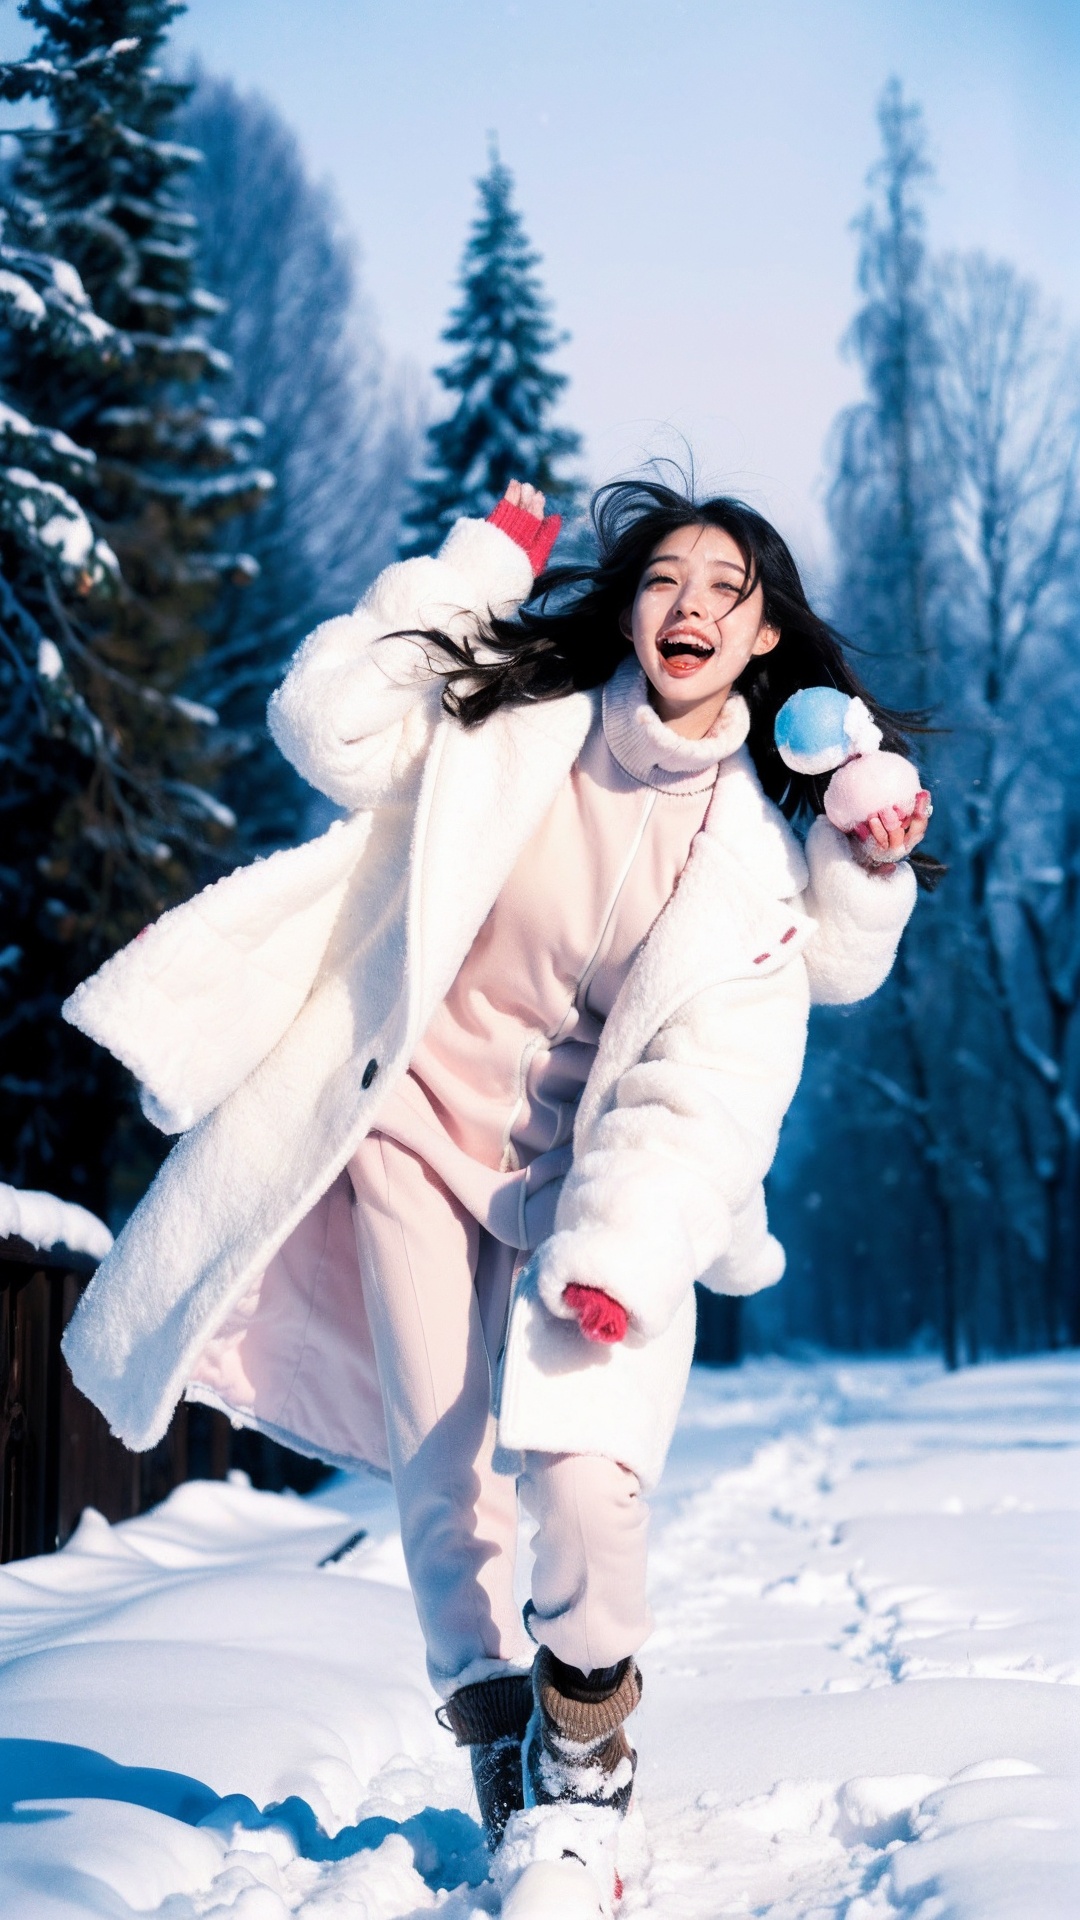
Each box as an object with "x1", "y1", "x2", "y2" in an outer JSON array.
[{"x1": 362, "y1": 1058, "x2": 378, "y2": 1089}]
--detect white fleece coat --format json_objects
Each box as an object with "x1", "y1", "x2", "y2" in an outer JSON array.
[{"x1": 62, "y1": 519, "x2": 917, "y2": 1489}]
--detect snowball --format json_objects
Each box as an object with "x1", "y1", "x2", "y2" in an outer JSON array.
[{"x1": 824, "y1": 751, "x2": 921, "y2": 833}]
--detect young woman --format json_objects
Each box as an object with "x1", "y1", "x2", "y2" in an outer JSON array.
[{"x1": 62, "y1": 476, "x2": 929, "y2": 1911}]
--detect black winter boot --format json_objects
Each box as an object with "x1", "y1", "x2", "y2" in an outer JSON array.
[
  {"x1": 523, "y1": 1649, "x2": 642, "y2": 1815},
  {"x1": 440, "y1": 1671, "x2": 534, "y2": 1847}
]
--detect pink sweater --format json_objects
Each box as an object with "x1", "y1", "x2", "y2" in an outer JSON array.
[{"x1": 375, "y1": 655, "x2": 754, "y2": 1249}]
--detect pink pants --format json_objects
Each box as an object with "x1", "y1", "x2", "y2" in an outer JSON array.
[{"x1": 348, "y1": 1132, "x2": 652, "y2": 1698}]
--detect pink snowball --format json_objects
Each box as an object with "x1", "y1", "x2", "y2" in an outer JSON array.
[{"x1": 824, "y1": 751, "x2": 920, "y2": 833}]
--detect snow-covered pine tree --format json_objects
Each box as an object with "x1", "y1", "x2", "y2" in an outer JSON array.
[
  {"x1": 0, "y1": 193, "x2": 129, "y2": 1204},
  {"x1": 402, "y1": 144, "x2": 581, "y2": 556},
  {"x1": 0, "y1": 3, "x2": 271, "y2": 1213}
]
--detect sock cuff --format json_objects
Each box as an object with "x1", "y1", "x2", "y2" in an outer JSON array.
[
  {"x1": 440, "y1": 1671, "x2": 534, "y2": 1745},
  {"x1": 535, "y1": 1648, "x2": 643, "y2": 1742}
]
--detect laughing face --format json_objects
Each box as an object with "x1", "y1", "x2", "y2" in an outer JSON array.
[{"x1": 621, "y1": 522, "x2": 780, "y2": 737}]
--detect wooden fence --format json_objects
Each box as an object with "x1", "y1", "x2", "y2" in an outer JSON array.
[{"x1": 0, "y1": 1233, "x2": 325, "y2": 1565}]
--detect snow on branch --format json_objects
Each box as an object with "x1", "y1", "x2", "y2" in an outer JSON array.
[
  {"x1": 162, "y1": 780, "x2": 237, "y2": 829},
  {"x1": 113, "y1": 122, "x2": 201, "y2": 166},
  {"x1": 0, "y1": 400, "x2": 96, "y2": 476},
  {"x1": 2, "y1": 466, "x2": 118, "y2": 584}
]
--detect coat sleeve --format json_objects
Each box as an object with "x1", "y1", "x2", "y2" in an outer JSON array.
[
  {"x1": 534, "y1": 959, "x2": 811, "y2": 1340},
  {"x1": 267, "y1": 518, "x2": 535, "y2": 811},
  {"x1": 800, "y1": 814, "x2": 918, "y2": 1006}
]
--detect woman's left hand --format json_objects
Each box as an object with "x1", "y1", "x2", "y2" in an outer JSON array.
[
  {"x1": 563, "y1": 1283, "x2": 629, "y2": 1344},
  {"x1": 853, "y1": 789, "x2": 932, "y2": 875}
]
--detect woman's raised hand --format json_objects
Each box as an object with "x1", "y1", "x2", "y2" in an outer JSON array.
[
  {"x1": 854, "y1": 789, "x2": 932, "y2": 875},
  {"x1": 488, "y1": 480, "x2": 561, "y2": 574},
  {"x1": 501, "y1": 478, "x2": 546, "y2": 520}
]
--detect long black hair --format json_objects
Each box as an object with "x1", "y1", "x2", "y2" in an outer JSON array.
[{"x1": 423, "y1": 478, "x2": 941, "y2": 885}]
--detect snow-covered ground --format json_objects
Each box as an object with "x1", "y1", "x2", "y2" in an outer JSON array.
[{"x1": 0, "y1": 1355, "x2": 1076, "y2": 1917}]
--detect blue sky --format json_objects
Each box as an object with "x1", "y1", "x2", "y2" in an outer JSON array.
[{"x1": 2, "y1": 1, "x2": 1078, "y2": 574}]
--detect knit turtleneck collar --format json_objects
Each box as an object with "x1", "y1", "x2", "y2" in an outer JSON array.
[{"x1": 601, "y1": 654, "x2": 751, "y2": 794}]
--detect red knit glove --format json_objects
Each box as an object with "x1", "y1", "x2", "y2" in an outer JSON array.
[
  {"x1": 563, "y1": 1283, "x2": 629, "y2": 1345},
  {"x1": 486, "y1": 497, "x2": 562, "y2": 575}
]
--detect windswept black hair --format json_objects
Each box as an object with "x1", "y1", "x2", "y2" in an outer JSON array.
[{"x1": 424, "y1": 478, "x2": 941, "y2": 887}]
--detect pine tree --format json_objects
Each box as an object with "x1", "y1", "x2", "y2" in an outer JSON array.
[
  {"x1": 0, "y1": 196, "x2": 128, "y2": 1205},
  {"x1": 0, "y1": 3, "x2": 271, "y2": 1215},
  {"x1": 402, "y1": 145, "x2": 581, "y2": 556}
]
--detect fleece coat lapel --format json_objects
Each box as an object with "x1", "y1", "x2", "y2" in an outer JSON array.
[{"x1": 574, "y1": 744, "x2": 812, "y2": 1145}]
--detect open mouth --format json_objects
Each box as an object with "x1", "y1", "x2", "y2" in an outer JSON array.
[{"x1": 658, "y1": 633, "x2": 715, "y2": 674}]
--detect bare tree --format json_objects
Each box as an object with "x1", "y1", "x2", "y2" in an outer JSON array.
[
  {"x1": 763, "y1": 90, "x2": 1080, "y2": 1365},
  {"x1": 810, "y1": 83, "x2": 971, "y2": 1361},
  {"x1": 935, "y1": 253, "x2": 1080, "y2": 1344},
  {"x1": 829, "y1": 78, "x2": 955, "y2": 711},
  {"x1": 180, "y1": 73, "x2": 419, "y2": 846}
]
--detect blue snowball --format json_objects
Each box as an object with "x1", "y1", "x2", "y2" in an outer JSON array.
[{"x1": 774, "y1": 687, "x2": 853, "y2": 774}]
